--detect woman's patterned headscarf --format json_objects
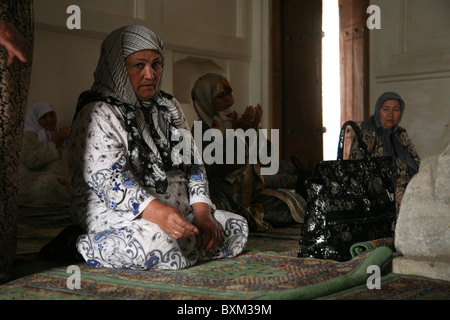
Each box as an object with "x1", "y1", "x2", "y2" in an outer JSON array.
[
  {"x1": 191, "y1": 73, "x2": 228, "y2": 128},
  {"x1": 89, "y1": 25, "x2": 165, "y2": 107},
  {"x1": 362, "y1": 91, "x2": 418, "y2": 177},
  {"x1": 74, "y1": 25, "x2": 191, "y2": 194}
]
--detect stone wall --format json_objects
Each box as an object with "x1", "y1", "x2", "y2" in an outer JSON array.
[{"x1": 393, "y1": 122, "x2": 450, "y2": 281}]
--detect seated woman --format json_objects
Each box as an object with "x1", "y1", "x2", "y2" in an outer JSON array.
[
  {"x1": 191, "y1": 73, "x2": 305, "y2": 232},
  {"x1": 349, "y1": 91, "x2": 420, "y2": 214},
  {"x1": 68, "y1": 25, "x2": 248, "y2": 270},
  {"x1": 18, "y1": 101, "x2": 72, "y2": 207}
]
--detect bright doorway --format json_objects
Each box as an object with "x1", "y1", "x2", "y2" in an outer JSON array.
[{"x1": 322, "y1": 0, "x2": 341, "y2": 160}]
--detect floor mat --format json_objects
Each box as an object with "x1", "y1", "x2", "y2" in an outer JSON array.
[{"x1": 1, "y1": 206, "x2": 448, "y2": 300}]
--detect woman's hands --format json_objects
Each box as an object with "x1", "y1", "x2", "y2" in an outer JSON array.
[
  {"x1": 235, "y1": 104, "x2": 262, "y2": 131},
  {"x1": 51, "y1": 125, "x2": 72, "y2": 147},
  {"x1": 141, "y1": 200, "x2": 223, "y2": 252},
  {"x1": 192, "y1": 203, "x2": 223, "y2": 253},
  {"x1": 141, "y1": 200, "x2": 199, "y2": 239}
]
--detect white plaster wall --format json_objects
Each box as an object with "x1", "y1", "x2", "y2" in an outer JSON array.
[
  {"x1": 369, "y1": 0, "x2": 450, "y2": 158},
  {"x1": 27, "y1": 0, "x2": 270, "y2": 130}
]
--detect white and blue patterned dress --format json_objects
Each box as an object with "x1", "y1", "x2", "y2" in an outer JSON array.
[{"x1": 69, "y1": 100, "x2": 248, "y2": 270}]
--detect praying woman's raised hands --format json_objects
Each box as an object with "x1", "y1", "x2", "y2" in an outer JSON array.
[
  {"x1": 235, "y1": 103, "x2": 263, "y2": 131},
  {"x1": 51, "y1": 125, "x2": 72, "y2": 147}
]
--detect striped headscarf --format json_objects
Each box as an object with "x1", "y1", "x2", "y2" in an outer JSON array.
[
  {"x1": 191, "y1": 73, "x2": 227, "y2": 128},
  {"x1": 74, "y1": 25, "x2": 191, "y2": 194},
  {"x1": 90, "y1": 25, "x2": 165, "y2": 107}
]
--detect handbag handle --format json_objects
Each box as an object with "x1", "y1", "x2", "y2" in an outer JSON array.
[{"x1": 337, "y1": 120, "x2": 369, "y2": 160}]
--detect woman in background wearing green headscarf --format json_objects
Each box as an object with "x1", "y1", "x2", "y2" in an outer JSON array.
[
  {"x1": 68, "y1": 26, "x2": 248, "y2": 270},
  {"x1": 349, "y1": 91, "x2": 420, "y2": 215}
]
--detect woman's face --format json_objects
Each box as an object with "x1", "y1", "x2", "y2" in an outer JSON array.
[
  {"x1": 379, "y1": 99, "x2": 401, "y2": 129},
  {"x1": 213, "y1": 79, "x2": 234, "y2": 111},
  {"x1": 38, "y1": 111, "x2": 57, "y2": 131},
  {"x1": 125, "y1": 49, "x2": 163, "y2": 101}
]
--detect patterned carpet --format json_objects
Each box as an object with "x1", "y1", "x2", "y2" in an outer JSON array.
[
  {"x1": 0, "y1": 207, "x2": 448, "y2": 300},
  {"x1": 322, "y1": 273, "x2": 450, "y2": 300}
]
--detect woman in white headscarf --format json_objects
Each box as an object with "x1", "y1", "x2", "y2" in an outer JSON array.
[
  {"x1": 18, "y1": 101, "x2": 72, "y2": 207},
  {"x1": 68, "y1": 25, "x2": 248, "y2": 270}
]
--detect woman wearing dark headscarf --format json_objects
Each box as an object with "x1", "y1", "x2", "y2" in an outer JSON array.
[
  {"x1": 68, "y1": 26, "x2": 248, "y2": 270},
  {"x1": 349, "y1": 91, "x2": 420, "y2": 214}
]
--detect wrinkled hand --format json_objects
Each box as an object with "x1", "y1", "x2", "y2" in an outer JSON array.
[
  {"x1": 51, "y1": 125, "x2": 72, "y2": 147},
  {"x1": 141, "y1": 200, "x2": 199, "y2": 240},
  {"x1": 192, "y1": 203, "x2": 223, "y2": 253},
  {"x1": 0, "y1": 20, "x2": 27, "y2": 66},
  {"x1": 236, "y1": 104, "x2": 262, "y2": 131}
]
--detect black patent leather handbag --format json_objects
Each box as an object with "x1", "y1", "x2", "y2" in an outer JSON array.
[{"x1": 298, "y1": 121, "x2": 396, "y2": 261}]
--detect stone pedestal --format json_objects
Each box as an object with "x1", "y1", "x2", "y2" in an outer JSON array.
[{"x1": 393, "y1": 123, "x2": 450, "y2": 281}]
